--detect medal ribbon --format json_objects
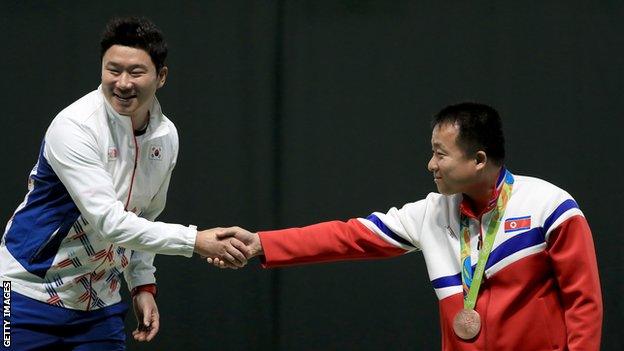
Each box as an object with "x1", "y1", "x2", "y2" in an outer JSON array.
[{"x1": 460, "y1": 169, "x2": 514, "y2": 310}]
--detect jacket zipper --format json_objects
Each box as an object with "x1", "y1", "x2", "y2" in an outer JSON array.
[
  {"x1": 125, "y1": 135, "x2": 139, "y2": 210},
  {"x1": 30, "y1": 226, "x2": 61, "y2": 263}
]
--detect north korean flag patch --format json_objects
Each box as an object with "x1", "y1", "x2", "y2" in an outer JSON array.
[{"x1": 504, "y1": 216, "x2": 531, "y2": 233}]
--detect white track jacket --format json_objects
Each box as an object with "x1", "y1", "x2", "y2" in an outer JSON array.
[{"x1": 0, "y1": 87, "x2": 196, "y2": 310}]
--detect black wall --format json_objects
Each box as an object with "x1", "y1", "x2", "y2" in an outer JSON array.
[{"x1": 1, "y1": 1, "x2": 622, "y2": 350}]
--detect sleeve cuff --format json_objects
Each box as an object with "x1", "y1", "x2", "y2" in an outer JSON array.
[
  {"x1": 181, "y1": 224, "x2": 198, "y2": 257},
  {"x1": 127, "y1": 275, "x2": 156, "y2": 291},
  {"x1": 131, "y1": 283, "x2": 158, "y2": 298},
  {"x1": 258, "y1": 231, "x2": 276, "y2": 268}
]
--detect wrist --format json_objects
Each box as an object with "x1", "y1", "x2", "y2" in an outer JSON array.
[
  {"x1": 193, "y1": 230, "x2": 204, "y2": 254},
  {"x1": 253, "y1": 233, "x2": 264, "y2": 256},
  {"x1": 132, "y1": 284, "x2": 157, "y2": 298}
]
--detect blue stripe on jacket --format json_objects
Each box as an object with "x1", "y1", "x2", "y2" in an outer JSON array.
[
  {"x1": 431, "y1": 199, "x2": 580, "y2": 289},
  {"x1": 365, "y1": 214, "x2": 415, "y2": 248},
  {"x1": 4, "y1": 141, "x2": 80, "y2": 278}
]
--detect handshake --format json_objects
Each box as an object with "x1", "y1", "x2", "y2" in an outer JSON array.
[{"x1": 193, "y1": 227, "x2": 263, "y2": 268}]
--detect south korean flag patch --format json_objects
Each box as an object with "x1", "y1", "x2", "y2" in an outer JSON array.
[{"x1": 149, "y1": 145, "x2": 163, "y2": 160}]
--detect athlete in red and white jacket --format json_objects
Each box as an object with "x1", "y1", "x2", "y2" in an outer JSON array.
[
  {"x1": 212, "y1": 103, "x2": 603, "y2": 350},
  {"x1": 257, "y1": 170, "x2": 601, "y2": 350}
]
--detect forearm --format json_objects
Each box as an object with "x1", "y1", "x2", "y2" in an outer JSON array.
[
  {"x1": 259, "y1": 219, "x2": 406, "y2": 268},
  {"x1": 93, "y1": 202, "x2": 197, "y2": 256},
  {"x1": 124, "y1": 251, "x2": 157, "y2": 291}
]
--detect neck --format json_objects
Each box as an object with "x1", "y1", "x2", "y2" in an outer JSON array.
[
  {"x1": 131, "y1": 111, "x2": 150, "y2": 132},
  {"x1": 463, "y1": 166, "x2": 502, "y2": 215},
  {"x1": 131, "y1": 97, "x2": 154, "y2": 131}
]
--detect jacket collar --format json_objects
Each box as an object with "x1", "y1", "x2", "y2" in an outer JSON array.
[
  {"x1": 98, "y1": 85, "x2": 171, "y2": 139},
  {"x1": 459, "y1": 167, "x2": 508, "y2": 219}
]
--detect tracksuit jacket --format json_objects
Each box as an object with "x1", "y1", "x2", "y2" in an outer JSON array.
[
  {"x1": 258, "y1": 169, "x2": 602, "y2": 350},
  {"x1": 0, "y1": 87, "x2": 196, "y2": 311}
]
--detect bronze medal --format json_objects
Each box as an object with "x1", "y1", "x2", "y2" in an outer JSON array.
[{"x1": 452, "y1": 308, "x2": 481, "y2": 340}]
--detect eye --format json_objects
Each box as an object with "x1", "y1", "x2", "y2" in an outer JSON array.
[
  {"x1": 107, "y1": 68, "x2": 120, "y2": 76},
  {"x1": 130, "y1": 70, "x2": 146, "y2": 77}
]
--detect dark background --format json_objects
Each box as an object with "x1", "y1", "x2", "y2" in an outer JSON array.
[{"x1": 1, "y1": 1, "x2": 622, "y2": 350}]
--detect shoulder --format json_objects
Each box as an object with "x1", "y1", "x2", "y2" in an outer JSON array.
[
  {"x1": 49, "y1": 90, "x2": 106, "y2": 132},
  {"x1": 160, "y1": 113, "x2": 179, "y2": 141},
  {"x1": 513, "y1": 174, "x2": 573, "y2": 201},
  {"x1": 55, "y1": 89, "x2": 104, "y2": 125},
  {"x1": 511, "y1": 173, "x2": 582, "y2": 235},
  {"x1": 156, "y1": 114, "x2": 180, "y2": 158},
  {"x1": 422, "y1": 192, "x2": 460, "y2": 210},
  {"x1": 398, "y1": 192, "x2": 458, "y2": 220},
  {"x1": 46, "y1": 89, "x2": 105, "y2": 143}
]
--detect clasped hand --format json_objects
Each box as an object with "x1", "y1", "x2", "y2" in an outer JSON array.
[{"x1": 194, "y1": 227, "x2": 262, "y2": 269}]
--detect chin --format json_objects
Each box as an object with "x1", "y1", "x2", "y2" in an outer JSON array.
[
  {"x1": 113, "y1": 106, "x2": 134, "y2": 116},
  {"x1": 436, "y1": 187, "x2": 458, "y2": 196}
]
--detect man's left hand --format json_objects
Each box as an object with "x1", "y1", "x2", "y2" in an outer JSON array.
[{"x1": 132, "y1": 291, "x2": 160, "y2": 342}]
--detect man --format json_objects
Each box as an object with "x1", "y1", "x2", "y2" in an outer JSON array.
[
  {"x1": 0, "y1": 17, "x2": 248, "y2": 350},
  {"x1": 211, "y1": 102, "x2": 603, "y2": 350}
]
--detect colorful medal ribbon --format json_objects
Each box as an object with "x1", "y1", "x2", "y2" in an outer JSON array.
[{"x1": 460, "y1": 169, "x2": 514, "y2": 310}]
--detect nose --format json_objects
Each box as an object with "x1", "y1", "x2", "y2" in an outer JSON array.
[
  {"x1": 427, "y1": 155, "x2": 437, "y2": 172},
  {"x1": 116, "y1": 72, "x2": 132, "y2": 90}
]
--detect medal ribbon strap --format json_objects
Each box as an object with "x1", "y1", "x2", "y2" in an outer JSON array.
[
  {"x1": 460, "y1": 170, "x2": 514, "y2": 310},
  {"x1": 460, "y1": 218, "x2": 473, "y2": 297}
]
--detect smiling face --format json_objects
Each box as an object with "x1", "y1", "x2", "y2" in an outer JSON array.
[
  {"x1": 427, "y1": 122, "x2": 481, "y2": 195},
  {"x1": 101, "y1": 45, "x2": 167, "y2": 119}
]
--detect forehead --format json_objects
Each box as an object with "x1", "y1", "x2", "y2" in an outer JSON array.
[
  {"x1": 431, "y1": 122, "x2": 460, "y2": 147},
  {"x1": 102, "y1": 45, "x2": 154, "y2": 68}
]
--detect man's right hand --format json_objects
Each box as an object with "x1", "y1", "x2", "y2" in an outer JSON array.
[
  {"x1": 205, "y1": 226, "x2": 263, "y2": 268},
  {"x1": 194, "y1": 228, "x2": 251, "y2": 268}
]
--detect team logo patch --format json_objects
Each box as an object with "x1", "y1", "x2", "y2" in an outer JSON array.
[
  {"x1": 149, "y1": 145, "x2": 163, "y2": 160},
  {"x1": 504, "y1": 216, "x2": 531, "y2": 233},
  {"x1": 107, "y1": 147, "x2": 118, "y2": 161}
]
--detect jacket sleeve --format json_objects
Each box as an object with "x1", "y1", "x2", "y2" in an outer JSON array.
[
  {"x1": 258, "y1": 201, "x2": 426, "y2": 267},
  {"x1": 547, "y1": 215, "x2": 603, "y2": 350},
  {"x1": 259, "y1": 219, "x2": 407, "y2": 268},
  {"x1": 44, "y1": 115, "x2": 196, "y2": 257},
  {"x1": 123, "y1": 251, "x2": 156, "y2": 291}
]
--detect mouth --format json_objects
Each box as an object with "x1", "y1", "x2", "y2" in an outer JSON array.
[{"x1": 113, "y1": 93, "x2": 137, "y2": 102}]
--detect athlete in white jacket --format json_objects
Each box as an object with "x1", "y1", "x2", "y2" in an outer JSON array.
[{"x1": 0, "y1": 17, "x2": 249, "y2": 350}]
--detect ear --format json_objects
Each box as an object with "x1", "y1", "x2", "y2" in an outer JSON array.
[
  {"x1": 157, "y1": 66, "x2": 168, "y2": 88},
  {"x1": 475, "y1": 151, "x2": 488, "y2": 171}
]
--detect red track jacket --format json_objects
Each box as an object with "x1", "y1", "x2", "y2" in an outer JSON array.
[{"x1": 259, "y1": 172, "x2": 602, "y2": 350}]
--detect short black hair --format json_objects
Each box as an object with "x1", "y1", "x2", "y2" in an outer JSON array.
[
  {"x1": 100, "y1": 16, "x2": 167, "y2": 72},
  {"x1": 432, "y1": 102, "x2": 505, "y2": 165}
]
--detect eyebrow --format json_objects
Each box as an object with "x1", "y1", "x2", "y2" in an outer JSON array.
[
  {"x1": 104, "y1": 62, "x2": 149, "y2": 70},
  {"x1": 432, "y1": 141, "x2": 449, "y2": 152}
]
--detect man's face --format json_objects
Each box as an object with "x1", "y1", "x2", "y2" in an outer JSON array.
[
  {"x1": 101, "y1": 45, "x2": 167, "y2": 118},
  {"x1": 427, "y1": 123, "x2": 479, "y2": 195}
]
